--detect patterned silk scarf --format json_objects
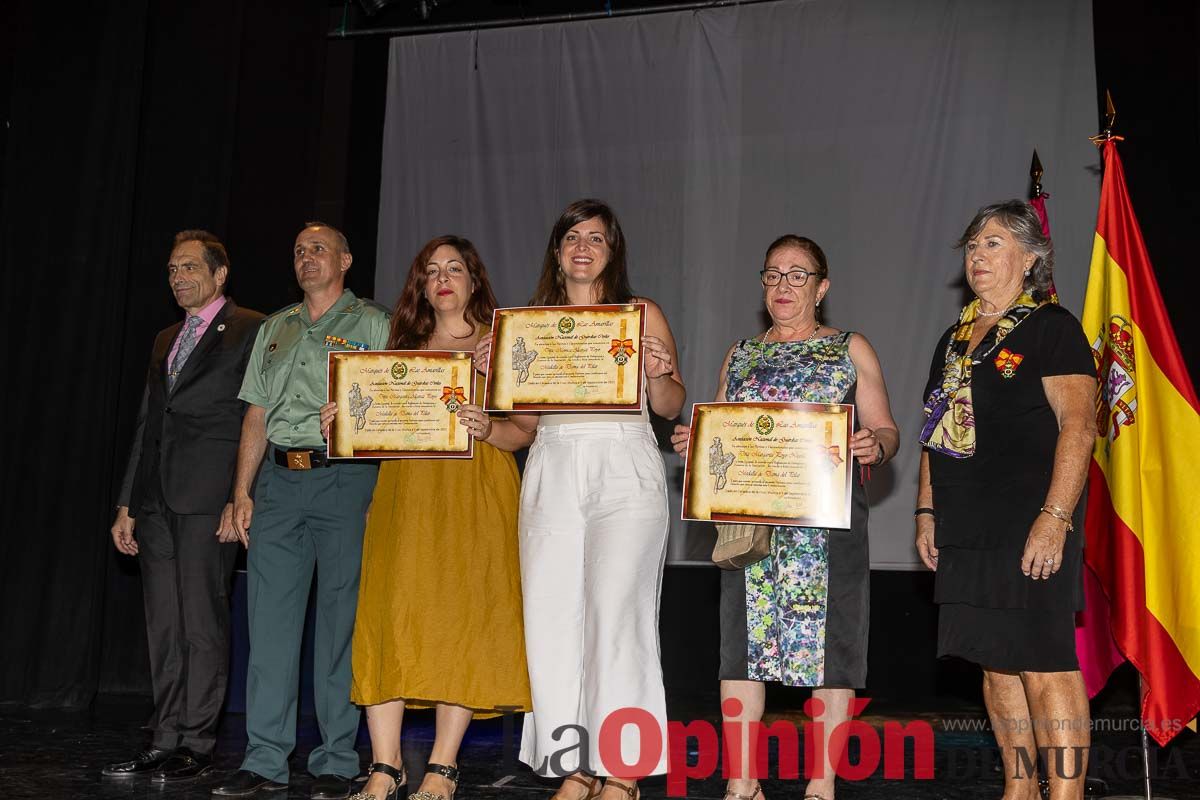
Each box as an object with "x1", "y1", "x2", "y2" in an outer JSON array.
[{"x1": 919, "y1": 292, "x2": 1044, "y2": 458}]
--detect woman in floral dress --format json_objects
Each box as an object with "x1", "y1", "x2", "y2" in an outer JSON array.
[{"x1": 672, "y1": 235, "x2": 899, "y2": 800}]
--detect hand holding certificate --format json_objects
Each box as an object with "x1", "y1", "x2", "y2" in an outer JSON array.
[
  {"x1": 327, "y1": 350, "x2": 475, "y2": 459},
  {"x1": 682, "y1": 402, "x2": 854, "y2": 528},
  {"x1": 485, "y1": 303, "x2": 645, "y2": 411}
]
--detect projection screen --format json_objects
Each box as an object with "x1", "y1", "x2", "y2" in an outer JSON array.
[{"x1": 374, "y1": 0, "x2": 1098, "y2": 567}]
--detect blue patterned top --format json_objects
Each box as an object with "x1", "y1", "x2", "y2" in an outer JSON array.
[
  {"x1": 723, "y1": 330, "x2": 859, "y2": 688},
  {"x1": 725, "y1": 331, "x2": 857, "y2": 404}
]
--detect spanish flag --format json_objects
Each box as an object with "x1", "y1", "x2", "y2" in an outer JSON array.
[{"x1": 1082, "y1": 139, "x2": 1200, "y2": 745}]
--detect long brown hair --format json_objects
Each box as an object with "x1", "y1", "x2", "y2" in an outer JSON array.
[
  {"x1": 387, "y1": 235, "x2": 498, "y2": 349},
  {"x1": 529, "y1": 199, "x2": 634, "y2": 306}
]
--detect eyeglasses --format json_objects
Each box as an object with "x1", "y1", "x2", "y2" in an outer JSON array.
[{"x1": 760, "y1": 268, "x2": 816, "y2": 287}]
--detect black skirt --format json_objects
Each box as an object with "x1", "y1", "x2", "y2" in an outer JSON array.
[
  {"x1": 937, "y1": 600, "x2": 1080, "y2": 673},
  {"x1": 931, "y1": 490, "x2": 1085, "y2": 673}
]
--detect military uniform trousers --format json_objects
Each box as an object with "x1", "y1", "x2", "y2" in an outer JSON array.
[
  {"x1": 138, "y1": 485, "x2": 239, "y2": 755},
  {"x1": 241, "y1": 457, "x2": 378, "y2": 783}
]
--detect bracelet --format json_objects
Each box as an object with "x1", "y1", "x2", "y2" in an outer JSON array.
[
  {"x1": 914, "y1": 507, "x2": 935, "y2": 517},
  {"x1": 1040, "y1": 504, "x2": 1074, "y2": 531}
]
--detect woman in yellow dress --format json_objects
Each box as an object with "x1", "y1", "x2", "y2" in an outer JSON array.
[{"x1": 322, "y1": 235, "x2": 534, "y2": 800}]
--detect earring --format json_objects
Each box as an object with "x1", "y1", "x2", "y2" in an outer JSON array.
[{"x1": 1024, "y1": 269, "x2": 1030, "y2": 276}]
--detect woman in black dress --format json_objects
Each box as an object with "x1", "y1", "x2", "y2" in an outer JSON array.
[{"x1": 916, "y1": 201, "x2": 1097, "y2": 800}]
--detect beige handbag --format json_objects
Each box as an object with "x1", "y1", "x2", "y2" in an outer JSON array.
[{"x1": 711, "y1": 523, "x2": 773, "y2": 569}]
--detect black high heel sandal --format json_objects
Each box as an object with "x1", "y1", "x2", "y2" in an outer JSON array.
[
  {"x1": 350, "y1": 762, "x2": 407, "y2": 800},
  {"x1": 408, "y1": 763, "x2": 459, "y2": 800}
]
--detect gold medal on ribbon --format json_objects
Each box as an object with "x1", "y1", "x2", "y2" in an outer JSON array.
[{"x1": 609, "y1": 318, "x2": 637, "y2": 402}]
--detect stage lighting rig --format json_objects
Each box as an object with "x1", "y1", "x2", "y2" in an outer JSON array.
[
  {"x1": 356, "y1": 0, "x2": 399, "y2": 15},
  {"x1": 415, "y1": 0, "x2": 440, "y2": 20},
  {"x1": 355, "y1": 0, "x2": 442, "y2": 20}
]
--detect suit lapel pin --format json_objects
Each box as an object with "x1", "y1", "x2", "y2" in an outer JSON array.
[{"x1": 217, "y1": 323, "x2": 226, "y2": 332}]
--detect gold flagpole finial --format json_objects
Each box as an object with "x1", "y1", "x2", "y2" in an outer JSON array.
[
  {"x1": 1030, "y1": 149, "x2": 1044, "y2": 197},
  {"x1": 1090, "y1": 90, "x2": 1122, "y2": 145}
]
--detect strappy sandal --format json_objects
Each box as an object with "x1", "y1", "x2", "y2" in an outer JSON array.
[
  {"x1": 724, "y1": 784, "x2": 762, "y2": 800},
  {"x1": 603, "y1": 779, "x2": 640, "y2": 800},
  {"x1": 559, "y1": 774, "x2": 602, "y2": 800},
  {"x1": 350, "y1": 762, "x2": 407, "y2": 800},
  {"x1": 408, "y1": 763, "x2": 459, "y2": 800}
]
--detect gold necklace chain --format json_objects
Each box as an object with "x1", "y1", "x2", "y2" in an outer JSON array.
[{"x1": 758, "y1": 322, "x2": 821, "y2": 368}]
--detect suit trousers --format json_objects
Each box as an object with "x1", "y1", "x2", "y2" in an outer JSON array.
[
  {"x1": 137, "y1": 486, "x2": 238, "y2": 755},
  {"x1": 241, "y1": 459, "x2": 378, "y2": 783},
  {"x1": 517, "y1": 422, "x2": 670, "y2": 777}
]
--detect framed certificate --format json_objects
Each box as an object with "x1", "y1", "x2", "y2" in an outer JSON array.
[
  {"x1": 484, "y1": 303, "x2": 645, "y2": 412},
  {"x1": 327, "y1": 350, "x2": 475, "y2": 459},
  {"x1": 682, "y1": 402, "x2": 855, "y2": 528}
]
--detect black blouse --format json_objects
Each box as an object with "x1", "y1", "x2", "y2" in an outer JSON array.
[{"x1": 922, "y1": 303, "x2": 1096, "y2": 609}]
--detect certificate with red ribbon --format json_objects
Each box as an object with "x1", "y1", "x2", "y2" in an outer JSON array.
[
  {"x1": 485, "y1": 303, "x2": 646, "y2": 411},
  {"x1": 327, "y1": 350, "x2": 475, "y2": 459},
  {"x1": 682, "y1": 402, "x2": 854, "y2": 528}
]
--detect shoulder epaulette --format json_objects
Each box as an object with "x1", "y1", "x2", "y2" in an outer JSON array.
[
  {"x1": 341, "y1": 298, "x2": 388, "y2": 315},
  {"x1": 267, "y1": 302, "x2": 303, "y2": 321}
]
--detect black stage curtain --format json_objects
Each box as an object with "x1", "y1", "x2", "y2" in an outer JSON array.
[
  {"x1": 0, "y1": 0, "x2": 1195, "y2": 711},
  {"x1": 0, "y1": 0, "x2": 152, "y2": 710},
  {"x1": 1093, "y1": 0, "x2": 1200, "y2": 378},
  {"x1": 0, "y1": 1, "x2": 385, "y2": 709}
]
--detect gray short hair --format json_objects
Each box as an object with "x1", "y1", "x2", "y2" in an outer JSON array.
[
  {"x1": 302, "y1": 221, "x2": 351, "y2": 256},
  {"x1": 954, "y1": 200, "x2": 1054, "y2": 301}
]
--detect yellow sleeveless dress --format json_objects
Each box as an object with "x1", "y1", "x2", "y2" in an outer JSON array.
[{"x1": 350, "y1": 370, "x2": 532, "y2": 715}]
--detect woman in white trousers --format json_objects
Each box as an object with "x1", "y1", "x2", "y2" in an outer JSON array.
[{"x1": 476, "y1": 199, "x2": 685, "y2": 800}]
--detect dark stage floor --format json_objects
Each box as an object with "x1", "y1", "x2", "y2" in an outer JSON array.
[{"x1": 3, "y1": 689, "x2": 1197, "y2": 800}]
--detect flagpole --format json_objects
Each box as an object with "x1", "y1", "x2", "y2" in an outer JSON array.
[
  {"x1": 1140, "y1": 698, "x2": 1153, "y2": 799},
  {"x1": 1102, "y1": 678, "x2": 1174, "y2": 800}
]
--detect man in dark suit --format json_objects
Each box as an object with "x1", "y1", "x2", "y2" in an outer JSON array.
[{"x1": 103, "y1": 230, "x2": 264, "y2": 783}]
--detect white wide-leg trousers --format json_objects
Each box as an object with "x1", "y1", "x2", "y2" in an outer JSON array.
[{"x1": 518, "y1": 422, "x2": 670, "y2": 777}]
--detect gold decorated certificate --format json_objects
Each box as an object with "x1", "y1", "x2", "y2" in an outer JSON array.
[
  {"x1": 327, "y1": 350, "x2": 475, "y2": 459},
  {"x1": 682, "y1": 402, "x2": 854, "y2": 528},
  {"x1": 485, "y1": 304, "x2": 645, "y2": 411}
]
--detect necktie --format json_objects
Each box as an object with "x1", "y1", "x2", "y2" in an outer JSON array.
[{"x1": 169, "y1": 315, "x2": 204, "y2": 389}]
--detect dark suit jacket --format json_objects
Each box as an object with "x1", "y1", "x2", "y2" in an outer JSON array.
[{"x1": 119, "y1": 299, "x2": 265, "y2": 517}]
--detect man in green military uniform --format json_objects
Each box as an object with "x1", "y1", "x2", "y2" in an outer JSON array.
[{"x1": 213, "y1": 223, "x2": 390, "y2": 800}]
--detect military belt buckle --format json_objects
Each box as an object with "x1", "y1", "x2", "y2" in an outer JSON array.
[{"x1": 287, "y1": 450, "x2": 313, "y2": 470}]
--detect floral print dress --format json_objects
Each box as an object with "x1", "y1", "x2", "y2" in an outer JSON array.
[{"x1": 718, "y1": 332, "x2": 870, "y2": 688}]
